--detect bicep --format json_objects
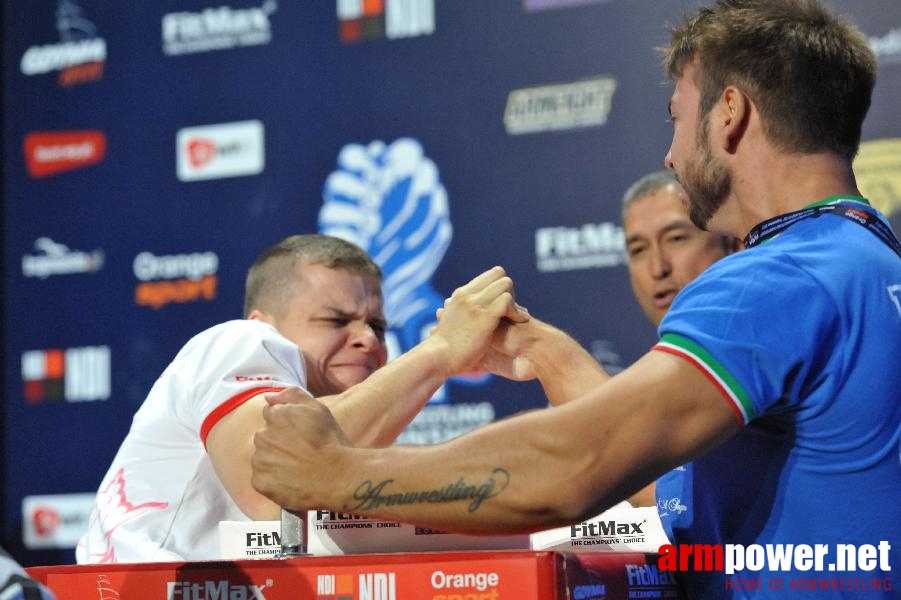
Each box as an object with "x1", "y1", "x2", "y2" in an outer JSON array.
[
  {"x1": 602, "y1": 350, "x2": 740, "y2": 479},
  {"x1": 547, "y1": 349, "x2": 741, "y2": 517},
  {"x1": 205, "y1": 392, "x2": 282, "y2": 520}
]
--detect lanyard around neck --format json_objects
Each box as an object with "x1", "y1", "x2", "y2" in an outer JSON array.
[{"x1": 743, "y1": 199, "x2": 901, "y2": 259}]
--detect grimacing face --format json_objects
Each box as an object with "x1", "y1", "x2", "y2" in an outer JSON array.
[
  {"x1": 625, "y1": 184, "x2": 730, "y2": 326},
  {"x1": 249, "y1": 261, "x2": 388, "y2": 396}
]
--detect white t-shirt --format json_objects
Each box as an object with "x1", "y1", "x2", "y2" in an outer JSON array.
[{"x1": 76, "y1": 320, "x2": 307, "y2": 564}]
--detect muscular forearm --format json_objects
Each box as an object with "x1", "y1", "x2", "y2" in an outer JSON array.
[
  {"x1": 527, "y1": 321, "x2": 611, "y2": 405},
  {"x1": 321, "y1": 412, "x2": 597, "y2": 533},
  {"x1": 313, "y1": 397, "x2": 657, "y2": 534},
  {"x1": 253, "y1": 351, "x2": 740, "y2": 534},
  {"x1": 322, "y1": 337, "x2": 452, "y2": 448}
]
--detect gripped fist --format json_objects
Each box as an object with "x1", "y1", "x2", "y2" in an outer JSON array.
[
  {"x1": 431, "y1": 266, "x2": 529, "y2": 374},
  {"x1": 478, "y1": 318, "x2": 540, "y2": 382},
  {"x1": 251, "y1": 388, "x2": 349, "y2": 511}
]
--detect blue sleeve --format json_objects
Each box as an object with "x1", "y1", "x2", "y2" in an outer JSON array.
[{"x1": 657, "y1": 251, "x2": 837, "y2": 423}]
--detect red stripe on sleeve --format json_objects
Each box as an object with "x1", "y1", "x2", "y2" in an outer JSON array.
[
  {"x1": 200, "y1": 386, "x2": 286, "y2": 447},
  {"x1": 652, "y1": 345, "x2": 746, "y2": 425}
]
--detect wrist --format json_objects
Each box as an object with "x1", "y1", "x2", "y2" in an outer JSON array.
[
  {"x1": 528, "y1": 324, "x2": 594, "y2": 384},
  {"x1": 522, "y1": 321, "x2": 567, "y2": 378},
  {"x1": 410, "y1": 334, "x2": 459, "y2": 381},
  {"x1": 332, "y1": 447, "x2": 385, "y2": 515}
]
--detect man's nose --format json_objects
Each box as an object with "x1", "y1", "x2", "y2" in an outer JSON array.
[
  {"x1": 649, "y1": 246, "x2": 672, "y2": 280},
  {"x1": 350, "y1": 322, "x2": 382, "y2": 351}
]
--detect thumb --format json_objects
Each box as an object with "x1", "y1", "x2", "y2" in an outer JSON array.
[
  {"x1": 508, "y1": 302, "x2": 530, "y2": 323},
  {"x1": 266, "y1": 387, "x2": 313, "y2": 406}
]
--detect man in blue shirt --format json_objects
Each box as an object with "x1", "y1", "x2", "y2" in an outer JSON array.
[
  {"x1": 620, "y1": 171, "x2": 740, "y2": 535},
  {"x1": 251, "y1": 2, "x2": 900, "y2": 597}
]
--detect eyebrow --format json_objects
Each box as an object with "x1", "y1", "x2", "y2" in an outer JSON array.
[
  {"x1": 322, "y1": 306, "x2": 387, "y2": 329},
  {"x1": 625, "y1": 220, "x2": 695, "y2": 245}
]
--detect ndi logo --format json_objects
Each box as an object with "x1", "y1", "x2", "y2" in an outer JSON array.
[
  {"x1": 359, "y1": 573, "x2": 396, "y2": 600},
  {"x1": 22, "y1": 346, "x2": 110, "y2": 403},
  {"x1": 338, "y1": 0, "x2": 435, "y2": 43},
  {"x1": 316, "y1": 573, "x2": 352, "y2": 598},
  {"x1": 318, "y1": 573, "x2": 396, "y2": 599}
]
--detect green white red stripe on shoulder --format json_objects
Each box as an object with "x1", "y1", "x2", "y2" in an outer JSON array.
[
  {"x1": 804, "y1": 195, "x2": 871, "y2": 209},
  {"x1": 653, "y1": 333, "x2": 755, "y2": 425}
]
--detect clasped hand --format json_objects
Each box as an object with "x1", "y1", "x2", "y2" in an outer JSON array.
[
  {"x1": 434, "y1": 266, "x2": 544, "y2": 382},
  {"x1": 429, "y1": 265, "x2": 530, "y2": 376}
]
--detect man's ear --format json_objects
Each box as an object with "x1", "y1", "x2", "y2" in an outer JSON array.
[
  {"x1": 247, "y1": 308, "x2": 274, "y2": 325},
  {"x1": 718, "y1": 86, "x2": 751, "y2": 153}
]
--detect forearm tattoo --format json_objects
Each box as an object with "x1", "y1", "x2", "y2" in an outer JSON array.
[{"x1": 345, "y1": 468, "x2": 510, "y2": 513}]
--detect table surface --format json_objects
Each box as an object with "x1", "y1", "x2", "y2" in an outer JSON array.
[{"x1": 28, "y1": 549, "x2": 684, "y2": 599}]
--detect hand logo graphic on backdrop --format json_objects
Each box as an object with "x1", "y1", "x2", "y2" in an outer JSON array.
[{"x1": 320, "y1": 138, "x2": 490, "y2": 404}]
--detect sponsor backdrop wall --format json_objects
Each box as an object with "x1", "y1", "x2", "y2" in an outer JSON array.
[{"x1": 3, "y1": 0, "x2": 900, "y2": 566}]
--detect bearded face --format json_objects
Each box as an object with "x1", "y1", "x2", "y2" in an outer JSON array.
[{"x1": 680, "y1": 112, "x2": 733, "y2": 231}]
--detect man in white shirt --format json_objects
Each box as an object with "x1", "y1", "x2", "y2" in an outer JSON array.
[{"x1": 77, "y1": 234, "x2": 524, "y2": 563}]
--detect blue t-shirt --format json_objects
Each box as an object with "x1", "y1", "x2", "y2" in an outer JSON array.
[{"x1": 655, "y1": 200, "x2": 901, "y2": 598}]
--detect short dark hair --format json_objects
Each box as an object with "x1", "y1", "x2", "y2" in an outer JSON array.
[
  {"x1": 661, "y1": 0, "x2": 876, "y2": 160},
  {"x1": 244, "y1": 234, "x2": 381, "y2": 318}
]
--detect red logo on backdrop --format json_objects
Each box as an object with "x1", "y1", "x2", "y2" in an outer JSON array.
[
  {"x1": 23, "y1": 130, "x2": 107, "y2": 178},
  {"x1": 33, "y1": 507, "x2": 61, "y2": 536},
  {"x1": 23, "y1": 348, "x2": 66, "y2": 403},
  {"x1": 188, "y1": 138, "x2": 217, "y2": 167}
]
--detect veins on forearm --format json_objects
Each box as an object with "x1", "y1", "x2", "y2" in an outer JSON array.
[{"x1": 344, "y1": 468, "x2": 510, "y2": 513}]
